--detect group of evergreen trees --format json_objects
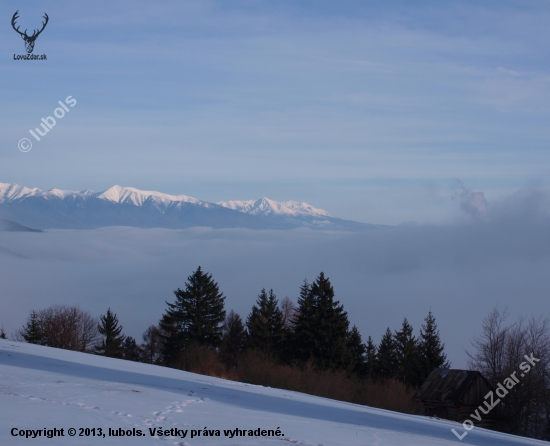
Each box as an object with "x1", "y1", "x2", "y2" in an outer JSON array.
[
  {"x1": 370, "y1": 315, "x2": 450, "y2": 387},
  {"x1": 95, "y1": 309, "x2": 142, "y2": 361},
  {"x1": 9, "y1": 266, "x2": 448, "y2": 391},
  {"x1": 151, "y1": 267, "x2": 448, "y2": 388}
]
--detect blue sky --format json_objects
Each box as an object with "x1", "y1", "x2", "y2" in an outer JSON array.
[{"x1": 1, "y1": 0, "x2": 550, "y2": 223}]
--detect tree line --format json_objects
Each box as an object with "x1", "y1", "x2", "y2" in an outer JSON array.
[
  {"x1": 12, "y1": 267, "x2": 447, "y2": 388},
  {"x1": 8, "y1": 266, "x2": 549, "y2": 439}
]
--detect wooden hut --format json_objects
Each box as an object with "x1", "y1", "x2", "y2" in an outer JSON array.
[{"x1": 415, "y1": 368, "x2": 496, "y2": 428}]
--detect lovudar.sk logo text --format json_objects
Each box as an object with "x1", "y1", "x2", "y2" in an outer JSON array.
[
  {"x1": 12, "y1": 10, "x2": 48, "y2": 59},
  {"x1": 29, "y1": 96, "x2": 77, "y2": 142}
]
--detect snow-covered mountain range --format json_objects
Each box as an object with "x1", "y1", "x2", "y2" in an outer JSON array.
[{"x1": 0, "y1": 183, "x2": 377, "y2": 231}]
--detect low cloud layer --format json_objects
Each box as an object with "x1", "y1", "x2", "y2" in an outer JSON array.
[
  {"x1": 454, "y1": 180, "x2": 490, "y2": 222},
  {"x1": 1, "y1": 188, "x2": 550, "y2": 367}
]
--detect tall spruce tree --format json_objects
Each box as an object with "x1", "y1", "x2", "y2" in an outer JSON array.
[
  {"x1": 292, "y1": 279, "x2": 315, "y2": 363},
  {"x1": 159, "y1": 267, "x2": 226, "y2": 365},
  {"x1": 394, "y1": 318, "x2": 422, "y2": 388},
  {"x1": 121, "y1": 336, "x2": 142, "y2": 361},
  {"x1": 220, "y1": 310, "x2": 247, "y2": 369},
  {"x1": 375, "y1": 327, "x2": 397, "y2": 381},
  {"x1": 246, "y1": 289, "x2": 284, "y2": 358},
  {"x1": 365, "y1": 336, "x2": 377, "y2": 378},
  {"x1": 418, "y1": 311, "x2": 448, "y2": 380},
  {"x1": 21, "y1": 310, "x2": 43, "y2": 344},
  {"x1": 347, "y1": 325, "x2": 367, "y2": 376},
  {"x1": 293, "y1": 273, "x2": 351, "y2": 371},
  {"x1": 97, "y1": 308, "x2": 125, "y2": 358}
]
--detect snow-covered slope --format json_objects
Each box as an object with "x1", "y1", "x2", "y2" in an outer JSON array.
[
  {"x1": 0, "y1": 183, "x2": 376, "y2": 231},
  {"x1": 0, "y1": 340, "x2": 545, "y2": 446}
]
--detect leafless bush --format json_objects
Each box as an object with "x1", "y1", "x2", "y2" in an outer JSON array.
[
  {"x1": 235, "y1": 350, "x2": 421, "y2": 415},
  {"x1": 280, "y1": 296, "x2": 296, "y2": 330},
  {"x1": 142, "y1": 325, "x2": 164, "y2": 364},
  {"x1": 19, "y1": 304, "x2": 99, "y2": 352},
  {"x1": 171, "y1": 342, "x2": 233, "y2": 379}
]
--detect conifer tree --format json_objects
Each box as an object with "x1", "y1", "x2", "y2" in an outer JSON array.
[
  {"x1": 97, "y1": 308, "x2": 125, "y2": 358},
  {"x1": 375, "y1": 327, "x2": 397, "y2": 381},
  {"x1": 220, "y1": 310, "x2": 247, "y2": 368},
  {"x1": 347, "y1": 325, "x2": 366, "y2": 376},
  {"x1": 394, "y1": 318, "x2": 422, "y2": 388},
  {"x1": 418, "y1": 311, "x2": 449, "y2": 380},
  {"x1": 365, "y1": 336, "x2": 377, "y2": 377},
  {"x1": 159, "y1": 267, "x2": 226, "y2": 365},
  {"x1": 0, "y1": 325, "x2": 6, "y2": 339},
  {"x1": 121, "y1": 336, "x2": 142, "y2": 361},
  {"x1": 21, "y1": 311, "x2": 43, "y2": 344},
  {"x1": 292, "y1": 279, "x2": 315, "y2": 363},
  {"x1": 293, "y1": 273, "x2": 351, "y2": 370},
  {"x1": 246, "y1": 289, "x2": 284, "y2": 358}
]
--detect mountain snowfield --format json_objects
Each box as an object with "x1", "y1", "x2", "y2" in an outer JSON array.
[
  {"x1": 0, "y1": 340, "x2": 546, "y2": 446},
  {"x1": 96, "y1": 186, "x2": 207, "y2": 209},
  {"x1": 0, "y1": 182, "x2": 373, "y2": 231},
  {"x1": 217, "y1": 198, "x2": 332, "y2": 218}
]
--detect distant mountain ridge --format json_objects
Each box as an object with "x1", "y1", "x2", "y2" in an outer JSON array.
[
  {"x1": 0, "y1": 182, "x2": 381, "y2": 231},
  {"x1": 0, "y1": 219, "x2": 43, "y2": 232}
]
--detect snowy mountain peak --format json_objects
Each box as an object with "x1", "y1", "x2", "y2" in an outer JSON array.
[
  {"x1": 218, "y1": 197, "x2": 332, "y2": 218},
  {"x1": 96, "y1": 185, "x2": 202, "y2": 206},
  {"x1": 0, "y1": 183, "x2": 41, "y2": 203}
]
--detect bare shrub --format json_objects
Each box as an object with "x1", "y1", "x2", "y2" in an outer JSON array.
[
  {"x1": 280, "y1": 296, "x2": 296, "y2": 330},
  {"x1": 235, "y1": 350, "x2": 421, "y2": 415},
  {"x1": 172, "y1": 343, "x2": 234, "y2": 380},
  {"x1": 19, "y1": 304, "x2": 99, "y2": 352},
  {"x1": 142, "y1": 325, "x2": 164, "y2": 364}
]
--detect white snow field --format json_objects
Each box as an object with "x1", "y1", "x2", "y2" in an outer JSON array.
[{"x1": 1, "y1": 340, "x2": 548, "y2": 446}]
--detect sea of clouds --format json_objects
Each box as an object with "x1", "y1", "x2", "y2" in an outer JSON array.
[{"x1": 1, "y1": 186, "x2": 549, "y2": 367}]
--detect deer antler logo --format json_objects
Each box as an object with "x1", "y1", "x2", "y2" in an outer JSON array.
[{"x1": 11, "y1": 11, "x2": 49, "y2": 54}]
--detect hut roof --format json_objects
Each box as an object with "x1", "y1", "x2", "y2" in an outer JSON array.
[{"x1": 415, "y1": 368, "x2": 493, "y2": 403}]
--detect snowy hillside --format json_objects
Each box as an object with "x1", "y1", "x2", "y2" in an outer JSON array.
[{"x1": 1, "y1": 340, "x2": 546, "y2": 446}]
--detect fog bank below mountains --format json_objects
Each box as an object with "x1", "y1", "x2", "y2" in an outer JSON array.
[{"x1": 1, "y1": 189, "x2": 549, "y2": 367}]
